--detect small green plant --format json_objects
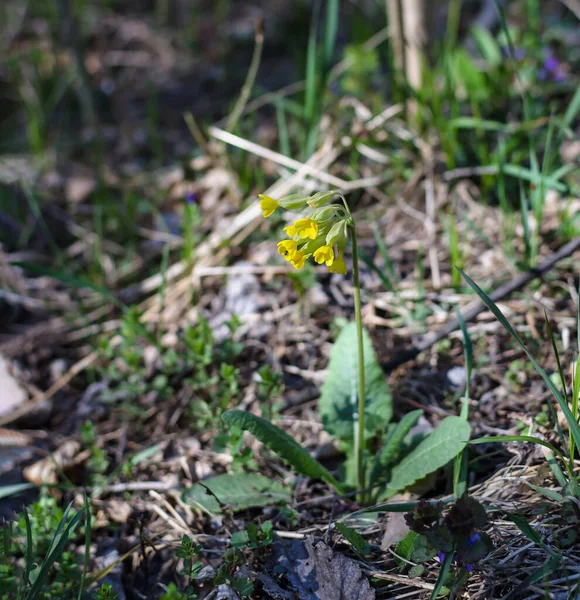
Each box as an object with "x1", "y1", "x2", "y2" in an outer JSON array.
[
  {"x1": 230, "y1": 521, "x2": 274, "y2": 550},
  {"x1": 0, "y1": 493, "x2": 89, "y2": 600},
  {"x1": 92, "y1": 583, "x2": 119, "y2": 600},
  {"x1": 94, "y1": 308, "x2": 250, "y2": 430},
  {"x1": 217, "y1": 191, "x2": 471, "y2": 507},
  {"x1": 81, "y1": 421, "x2": 109, "y2": 486}
]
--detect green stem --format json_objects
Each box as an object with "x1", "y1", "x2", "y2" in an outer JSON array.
[{"x1": 350, "y1": 225, "x2": 366, "y2": 501}]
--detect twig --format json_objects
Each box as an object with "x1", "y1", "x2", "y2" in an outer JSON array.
[{"x1": 382, "y1": 237, "x2": 580, "y2": 371}]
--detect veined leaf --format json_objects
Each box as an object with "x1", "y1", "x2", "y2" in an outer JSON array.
[
  {"x1": 183, "y1": 473, "x2": 291, "y2": 514},
  {"x1": 222, "y1": 410, "x2": 343, "y2": 492},
  {"x1": 319, "y1": 322, "x2": 392, "y2": 444},
  {"x1": 335, "y1": 522, "x2": 370, "y2": 556},
  {"x1": 384, "y1": 417, "x2": 471, "y2": 498},
  {"x1": 370, "y1": 410, "x2": 422, "y2": 488}
]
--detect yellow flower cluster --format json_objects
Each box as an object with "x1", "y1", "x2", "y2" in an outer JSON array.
[{"x1": 258, "y1": 191, "x2": 350, "y2": 274}]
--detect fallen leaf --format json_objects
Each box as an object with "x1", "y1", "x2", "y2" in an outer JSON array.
[
  {"x1": 23, "y1": 440, "x2": 88, "y2": 486},
  {"x1": 269, "y1": 536, "x2": 375, "y2": 600},
  {"x1": 0, "y1": 354, "x2": 28, "y2": 422},
  {"x1": 381, "y1": 512, "x2": 410, "y2": 550}
]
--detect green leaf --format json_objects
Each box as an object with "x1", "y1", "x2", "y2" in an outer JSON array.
[
  {"x1": 384, "y1": 417, "x2": 471, "y2": 498},
  {"x1": 24, "y1": 503, "x2": 85, "y2": 600},
  {"x1": 459, "y1": 269, "x2": 580, "y2": 457},
  {"x1": 335, "y1": 522, "x2": 370, "y2": 556},
  {"x1": 0, "y1": 483, "x2": 34, "y2": 500},
  {"x1": 222, "y1": 410, "x2": 343, "y2": 492},
  {"x1": 430, "y1": 545, "x2": 454, "y2": 600},
  {"x1": 183, "y1": 473, "x2": 291, "y2": 514},
  {"x1": 471, "y1": 25, "x2": 502, "y2": 65},
  {"x1": 319, "y1": 322, "x2": 392, "y2": 444},
  {"x1": 370, "y1": 410, "x2": 422, "y2": 488}
]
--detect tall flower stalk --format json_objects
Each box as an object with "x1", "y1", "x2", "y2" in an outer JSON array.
[{"x1": 258, "y1": 190, "x2": 366, "y2": 498}]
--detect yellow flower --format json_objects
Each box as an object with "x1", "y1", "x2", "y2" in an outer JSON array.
[
  {"x1": 313, "y1": 245, "x2": 334, "y2": 266},
  {"x1": 259, "y1": 194, "x2": 278, "y2": 218},
  {"x1": 277, "y1": 240, "x2": 298, "y2": 259},
  {"x1": 290, "y1": 250, "x2": 306, "y2": 269},
  {"x1": 292, "y1": 218, "x2": 319, "y2": 240},
  {"x1": 283, "y1": 224, "x2": 297, "y2": 237},
  {"x1": 329, "y1": 252, "x2": 347, "y2": 275}
]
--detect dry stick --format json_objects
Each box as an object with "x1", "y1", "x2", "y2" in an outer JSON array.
[{"x1": 382, "y1": 236, "x2": 580, "y2": 372}]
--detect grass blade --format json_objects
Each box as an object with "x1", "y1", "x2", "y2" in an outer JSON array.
[
  {"x1": 470, "y1": 435, "x2": 570, "y2": 475},
  {"x1": 23, "y1": 510, "x2": 33, "y2": 590},
  {"x1": 25, "y1": 503, "x2": 85, "y2": 600},
  {"x1": 430, "y1": 546, "x2": 453, "y2": 600},
  {"x1": 304, "y1": 4, "x2": 320, "y2": 123},
  {"x1": 459, "y1": 269, "x2": 580, "y2": 458},
  {"x1": 77, "y1": 493, "x2": 91, "y2": 600},
  {"x1": 324, "y1": 0, "x2": 339, "y2": 67}
]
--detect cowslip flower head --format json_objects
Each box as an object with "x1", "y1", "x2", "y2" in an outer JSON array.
[
  {"x1": 313, "y1": 245, "x2": 334, "y2": 266},
  {"x1": 329, "y1": 252, "x2": 347, "y2": 275},
  {"x1": 259, "y1": 189, "x2": 351, "y2": 275},
  {"x1": 259, "y1": 194, "x2": 278, "y2": 218},
  {"x1": 277, "y1": 240, "x2": 298, "y2": 259}
]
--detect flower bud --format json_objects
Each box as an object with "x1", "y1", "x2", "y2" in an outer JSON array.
[
  {"x1": 325, "y1": 219, "x2": 348, "y2": 247},
  {"x1": 277, "y1": 194, "x2": 310, "y2": 210},
  {"x1": 307, "y1": 190, "x2": 337, "y2": 208},
  {"x1": 307, "y1": 206, "x2": 338, "y2": 222}
]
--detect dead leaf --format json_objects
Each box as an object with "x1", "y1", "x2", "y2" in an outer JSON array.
[
  {"x1": 23, "y1": 440, "x2": 89, "y2": 486},
  {"x1": 381, "y1": 512, "x2": 410, "y2": 550},
  {"x1": 0, "y1": 354, "x2": 28, "y2": 421},
  {"x1": 269, "y1": 536, "x2": 375, "y2": 600},
  {"x1": 65, "y1": 175, "x2": 96, "y2": 203}
]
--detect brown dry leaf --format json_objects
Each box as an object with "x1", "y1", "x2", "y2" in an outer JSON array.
[
  {"x1": 106, "y1": 499, "x2": 133, "y2": 524},
  {"x1": 65, "y1": 175, "x2": 96, "y2": 203},
  {"x1": 23, "y1": 440, "x2": 88, "y2": 486},
  {"x1": 0, "y1": 354, "x2": 28, "y2": 421},
  {"x1": 270, "y1": 536, "x2": 375, "y2": 600},
  {"x1": 381, "y1": 512, "x2": 411, "y2": 550},
  {"x1": 0, "y1": 428, "x2": 32, "y2": 447}
]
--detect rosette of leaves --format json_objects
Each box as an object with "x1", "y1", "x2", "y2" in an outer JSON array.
[{"x1": 213, "y1": 322, "x2": 471, "y2": 506}]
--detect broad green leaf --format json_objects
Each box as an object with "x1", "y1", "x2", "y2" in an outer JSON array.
[
  {"x1": 335, "y1": 522, "x2": 370, "y2": 555},
  {"x1": 222, "y1": 410, "x2": 342, "y2": 492},
  {"x1": 395, "y1": 531, "x2": 419, "y2": 562},
  {"x1": 459, "y1": 269, "x2": 580, "y2": 456},
  {"x1": 183, "y1": 473, "x2": 291, "y2": 514},
  {"x1": 385, "y1": 417, "x2": 471, "y2": 498},
  {"x1": 319, "y1": 322, "x2": 392, "y2": 444},
  {"x1": 370, "y1": 410, "x2": 422, "y2": 488}
]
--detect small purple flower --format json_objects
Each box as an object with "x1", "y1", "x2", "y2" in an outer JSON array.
[
  {"x1": 466, "y1": 564, "x2": 474, "y2": 572},
  {"x1": 467, "y1": 532, "x2": 481, "y2": 547},
  {"x1": 438, "y1": 552, "x2": 446, "y2": 563},
  {"x1": 185, "y1": 192, "x2": 198, "y2": 205},
  {"x1": 544, "y1": 55, "x2": 560, "y2": 73}
]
